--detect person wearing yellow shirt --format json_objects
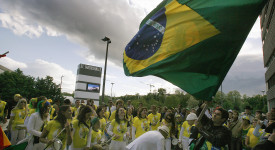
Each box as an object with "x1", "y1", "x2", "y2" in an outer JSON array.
[
  {"x1": 241, "y1": 115, "x2": 252, "y2": 150},
  {"x1": 72, "y1": 100, "x2": 80, "y2": 120},
  {"x1": 107, "y1": 107, "x2": 129, "y2": 150},
  {"x1": 88, "y1": 117, "x2": 102, "y2": 148},
  {"x1": 25, "y1": 98, "x2": 37, "y2": 126},
  {"x1": 96, "y1": 106, "x2": 106, "y2": 137},
  {"x1": 179, "y1": 113, "x2": 197, "y2": 150},
  {"x1": 7, "y1": 98, "x2": 27, "y2": 145},
  {"x1": 148, "y1": 105, "x2": 161, "y2": 131},
  {"x1": 132, "y1": 107, "x2": 149, "y2": 140},
  {"x1": 245, "y1": 118, "x2": 261, "y2": 149},
  {"x1": 0, "y1": 98, "x2": 8, "y2": 124},
  {"x1": 69, "y1": 105, "x2": 93, "y2": 150},
  {"x1": 109, "y1": 99, "x2": 124, "y2": 122},
  {"x1": 40, "y1": 105, "x2": 73, "y2": 150},
  {"x1": 103, "y1": 104, "x2": 110, "y2": 122}
]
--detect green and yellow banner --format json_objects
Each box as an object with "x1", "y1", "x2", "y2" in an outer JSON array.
[{"x1": 123, "y1": 0, "x2": 266, "y2": 100}]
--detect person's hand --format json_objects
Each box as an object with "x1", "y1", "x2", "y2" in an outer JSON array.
[
  {"x1": 268, "y1": 133, "x2": 275, "y2": 144},
  {"x1": 84, "y1": 147, "x2": 89, "y2": 150},
  {"x1": 65, "y1": 121, "x2": 71, "y2": 130},
  {"x1": 113, "y1": 134, "x2": 121, "y2": 140},
  {"x1": 47, "y1": 139, "x2": 54, "y2": 145},
  {"x1": 3, "y1": 118, "x2": 7, "y2": 124},
  {"x1": 195, "y1": 120, "x2": 202, "y2": 130}
]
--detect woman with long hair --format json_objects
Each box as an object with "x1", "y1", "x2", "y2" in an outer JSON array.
[
  {"x1": 26, "y1": 100, "x2": 51, "y2": 150},
  {"x1": 40, "y1": 105, "x2": 73, "y2": 150},
  {"x1": 69, "y1": 105, "x2": 94, "y2": 150},
  {"x1": 132, "y1": 107, "x2": 149, "y2": 140},
  {"x1": 96, "y1": 106, "x2": 106, "y2": 137},
  {"x1": 107, "y1": 107, "x2": 129, "y2": 150},
  {"x1": 7, "y1": 98, "x2": 28, "y2": 145},
  {"x1": 161, "y1": 112, "x2": 175, "y2": 150}
]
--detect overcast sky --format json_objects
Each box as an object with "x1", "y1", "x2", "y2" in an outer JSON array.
[{"x1": 0, "y1": 0, "x2": 266, "y2": 97}]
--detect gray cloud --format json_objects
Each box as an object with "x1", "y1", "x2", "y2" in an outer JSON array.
[
  {"x1": 223, "y1": 54, "x2": 266, "y2": 96},
  {"x1": 0, "y1": 0, "x2": 145, "y2": 66}
]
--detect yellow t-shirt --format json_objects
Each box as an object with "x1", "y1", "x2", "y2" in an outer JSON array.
[
  {"x1": 109, "y1": 110, "x2": 127, "y2": 122},
  {"x1": 91, "y1": 129, "x2": 102, "y2": 145},
  {"x1": 104, "y1": 111, "x2": 110, "y2": 121},
  {"x1": 27, "y1": 108, "x2": 36, "y2": 117},
  {"x1": 133, "y1": 118, "x2": 149, "y2": 138},
  {"x1": 161, "y1": 119, "x2": 172, "y2": 137},
  {"x1": 0, "y1": 100, "x2": 7, "y2": 117},
  {"x1": 147, "y1": 113, "x2": 161, "y2": 130},
  {"x1": 247, "y1": 128, "x2": 261, "y2": 148},
  {"x1": 71, "y1": 119, "x2": 90, "y2": 148},
  {"x1": 49, "y1": 106, "x2": 55, "y2": 120},
  {"x1": 11, "y1": 108, "x2": 26, "y2": 130},
  {"x1": 44, "y1": 120, "x2": 67, "y2": 150},
  {"x1": 110, "y1": 119, "x2": 128, "y2": 141},
  {"x1": 99, "y1": 118, "x2": 106, "y2": 135},
  {"x1": 181, "y1": 121, "x2": 194, "y2": 138}
]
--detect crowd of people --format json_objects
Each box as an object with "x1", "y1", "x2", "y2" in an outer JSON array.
[{"x1": 0, "y1": 94, "x2": 274, "y2": 150}]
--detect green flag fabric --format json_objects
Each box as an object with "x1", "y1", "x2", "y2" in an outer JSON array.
[{"x1": 123, "y1": 0, "x2": 266, "y2": 100}]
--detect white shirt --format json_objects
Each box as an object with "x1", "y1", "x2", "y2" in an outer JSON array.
[{"x1": 126, "y1": 131, "x2": 165, "y2": 150}]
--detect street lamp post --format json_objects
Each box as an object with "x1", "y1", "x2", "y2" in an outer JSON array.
[
  {"x1": 60, "y1": 75, "x2": 64, "y2": 90},
  {"x1": 101, "y1": 36, "x2": 111, "y2": 104},
  {"x1": 111, "y1": 82, "x2": 114, "y2": 100}
]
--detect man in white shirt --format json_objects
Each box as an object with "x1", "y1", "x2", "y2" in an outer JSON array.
[{"x1": 126, "y1": 125, "x2": 169, "y2": 150}]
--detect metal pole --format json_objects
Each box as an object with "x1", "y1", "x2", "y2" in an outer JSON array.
[
  {"x1": 261, "y1": 90, "x2": 265, "y2": 107},
  {"x1": 111, "y1": 82, "x2": 114, "y2": 99},
  {"x1": 101, "y1": 37, "x2": 111, "y2": 104},
  {"x1": 60, "y1": 75, "x2": 64, "y2": 89}
]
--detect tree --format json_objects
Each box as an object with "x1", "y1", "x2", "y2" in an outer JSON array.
[
  {"x1": 0, "y1": 69, "x2": 64, "y2": 102},
  {"x1": 0, "y1": 69, "x2": 35, "y2": 101}
]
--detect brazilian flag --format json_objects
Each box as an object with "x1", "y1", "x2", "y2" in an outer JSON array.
[{"x1": 123, "y1": 0, "x2": 267, "y2": 100}]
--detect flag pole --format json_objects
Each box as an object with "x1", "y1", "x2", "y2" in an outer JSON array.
[{"x1": 197, "y1": 103, "x2": 208, "y2": 123}]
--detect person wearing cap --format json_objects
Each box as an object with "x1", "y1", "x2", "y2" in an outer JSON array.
[
  {"x1": 228, "y1": 110, "x2": 242, "y2": 150},
  {"x1": 241, "y1": 115, "x2": 252, "y2": 149},
  {"x1": 126, "y1": 125, "x2": 169, "y2": 150},
  {"x1": 148, "y1": 105, "x2": 161, "y2": 131},
  {"x1": 109, "y1": 99, "x2": 124, "y2": 122},
  {"x1": 6, "y1": 94, "x2": 22, "y2": 119},
  {"x1": 241, "y1": 106, "x2": 254, "y2": 123},
  {"x1": 24, "y1": 98, "x2": 38, "y2": 126},
  {"x1": 89, "y1": 117, "x2": 102, "y2": 148},
  {"x1": 179, "y1": 113, "x2": 197, "y2": 150}
]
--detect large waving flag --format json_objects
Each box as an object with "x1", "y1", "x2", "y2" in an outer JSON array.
[{"x1": 123, "y1": 0, "x2": 266, "y2": 100}]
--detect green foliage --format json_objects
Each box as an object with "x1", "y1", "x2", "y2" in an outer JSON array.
[{"x1": 0, "y1": 69, "x2": 65, "y2": 102}]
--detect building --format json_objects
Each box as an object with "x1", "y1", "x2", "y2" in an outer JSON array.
[
  {"x1": 0, "y1": 64, "x2": 12, "y2": 74},
  {"x1": 74, "y1": 64, "x2": 102, "y2": 105},
  {"x1": 260, "y1": 0, "x2": 275, "y2": 111}
]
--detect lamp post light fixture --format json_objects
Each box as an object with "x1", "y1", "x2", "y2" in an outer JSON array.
[{"x1": 101, "y1": 36, "x2": 111, "y2": 104}]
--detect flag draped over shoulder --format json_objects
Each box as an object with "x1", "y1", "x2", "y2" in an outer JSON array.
[
  {"x1": 123, "y1": 0, "x2": 267, "y2": 100},
  {"x1": 0, "y1": 126, "x2": 11, "y2": 149}
]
